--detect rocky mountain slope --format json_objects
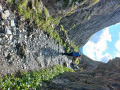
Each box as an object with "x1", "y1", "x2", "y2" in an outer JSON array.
[
  {"x1": 40, "y1": 0, "x2": 120, "y2": 47},
  {"x1": 0, "y1": 3, "x2": 72, "y2": 75},
  {"x1": 60, "y1": 0, "x2": 120, "y2": 47},
  {"x1": 40, "y1": 0, "x2": 120, "y2": 89},
  {"x1": 43, "y1": 57, "x2": 120, "y2": 90},
  {"x1": 0, "y1": 0, "x2": 120, "y2": 90}
]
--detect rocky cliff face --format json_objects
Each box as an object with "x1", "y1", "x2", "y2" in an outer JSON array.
[
  {"x1": 60, "y1": 0, "x2": 120, "y2": 47},
  {"x1": 43, "y1": 57, "x2": 120, "y2": 90},
  {"x1": 41, "y1": 0, "x2": 120, "y2": 47},
  {"x1": 0, "y1": 3, "x2": 72, "y2": 75},
  {"x1": 0, "y1": 0, "x2": 120, "y2": 89},
  {"x1": 39, "y1": 0, "x2": 120, "y2": 89}
]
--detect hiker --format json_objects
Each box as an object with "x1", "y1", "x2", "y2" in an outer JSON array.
[{"x1": 62, "y1": 51, "x2": 81, "y2": 58}]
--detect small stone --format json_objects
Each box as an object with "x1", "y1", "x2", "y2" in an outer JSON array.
[
  {"x1": 11, "y1": 20, "x2": 15, "y2": 26},
  {"x1": 25, "y1": 35, "x2": 27, "y2": 39},
  {"x1": 6, "y1": 27, "x2": 12, "y2": 34},
  {"x1": 75, "y1": 2, "x2": 79, "y2": 6},
  {"x1": 2, "y1": 22, "x2": 4, "y2": 25},
  {"x1": 0, "y1": 5, "x2": 2, "y2": 11},
  {"x1": 0, "y1": 38, "x2": 2, "y2": 41},
  {"x1": 23, "y1": 64, "x2": 26, "y2": 69},
  {"x1": 9, "y1": 35, "x2": 13, "y2": 41},
  {"x1": 5, "y1": 35, "x2": 8, "y2": 38},
  {"x1": 4, "y1": 52, "x2": 8, "y2": 57},
  {"x1": 1, "y1": 13, "x2": 7, "y2": 20},
  {"x1": 4, "y1": 10, "x2": 10, "y2": 18}
]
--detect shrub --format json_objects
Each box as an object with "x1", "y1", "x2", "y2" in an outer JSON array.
[{"x1": 0, "y1": 65, "x2": 74, "y2": 90}]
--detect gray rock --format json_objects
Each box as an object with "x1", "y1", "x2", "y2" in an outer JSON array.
[
  {"x1": 4, "y1": 10, "x2": 10, "y2": 18},
  {"x1": 5, "y1": 27, "x2": 12, "y2": 34},
  {"x1": 43, "y1": 58, "x2": 120, "y2": 90},
  {"x1": 0, "y1": 38, "x2": 2, "y2": 41},
  {"x1": 4, "y1": 52, "x2": 8, "y2": 57},
  {"x1": 10, "y1": 20, "x2": 15, "y2": 26},
  {"x1": 1, "y1": 13, "x2": 7, "y2": 20},
  {"x1": 59, "y1": 0, "x2": 120, "y2": 47},
  {"x1": 0, "y1": 5, "x2": 2, "y2": 11},
  {"x1": 1, "y1": 3, "x2": 119, "y2": 90},
  {"x1": 9, "y1": 35, "x2": 13, "y2": 41},
  {"x1": 1, "y1": 22, "x2": 4, "y2": 25}
]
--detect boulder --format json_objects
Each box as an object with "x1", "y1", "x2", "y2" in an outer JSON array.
[
  {"x1": 1, "y1": 13, "x2": 7, "y2": 20},
  {"x1": 6, "y1": 27, "x2": 12, "y2": 34},
  {"x1": 10, "y1": 20, "x2": 15, "y2": 26},
  {"x1": 4, "y1": 10, "x2": 10, "y2": 18}
]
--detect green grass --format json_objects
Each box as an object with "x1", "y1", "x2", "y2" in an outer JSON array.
[
  {"x1": 7, "y1": 0, "x2": 14, "y2": 3},
  {"x1": 0, "y1": 65, "x2": 74, "y2": 90}
]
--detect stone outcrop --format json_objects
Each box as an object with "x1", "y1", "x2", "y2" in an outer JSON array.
[
  {"x1": 38, "y1": 1, "x2": 120, "y2": 89},
  {"x1": 42, "y1": 57, "x2": 120, "y2": 90},
  {"x1": 60, "y1": 0, "x2": 120, "y2": 47},
  {"x1": 0, "y1": 0, "x2": 120, "y2": 89},
  {"x1": 42, "y1": 0, "x2": 120, "y2": 47},
  {"x1": 78, "y1": 55, "x2": 101, "y2": 71},
  {"x1": 0, "y1": 3, "x2": 72, "y2": 75}
]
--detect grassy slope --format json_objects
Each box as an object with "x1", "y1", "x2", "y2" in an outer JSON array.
[{"x1": 0, "y1": 65, "x2": 74, "y2": 90}]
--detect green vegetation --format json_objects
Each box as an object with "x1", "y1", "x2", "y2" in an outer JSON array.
[
  {"x1": 93, "y1": 0, "x2": 100, "y2": 5},
  {"x1": 63, "y1": 0, "x2": 83, "y2": 7},
  {"x1": 7, "y1": 0, "x2": 14, "y2": 3},
  {"x1": 75, "y1": 58, "x2": 79, "y2": 65},
  {"x1": 70, "y1": 41, "x2": 79, "y2": 51},
  {"x1": 0, "y1": 65, "x2": 74, "y2": 90},
  {"x1": 87, "y1": 14, "x2": 91, "y2": 20},
  {"x1": 60, "y1": 25, "x2": 67, "y2": 34},
  {"x1": 63, "y1": 0, "x2": 69, "y2": 7}
]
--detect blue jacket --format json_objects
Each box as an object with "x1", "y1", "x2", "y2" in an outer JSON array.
[{"x1": 73, "y1": 52, "x2": 79, "y2": 58}]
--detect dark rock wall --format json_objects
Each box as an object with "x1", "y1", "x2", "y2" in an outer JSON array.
[
  {"x1": 43, "y1": 57, "x2": 120, "y2": 90},
  {"x1": 59, "y1": 0, "x2": 120, "y2": 47},
  {"x1": 39, "y1": 1, "x2": 120, "y2": 89},
  {"x1": 78, "y1": 55, "x2": 101, "y2": 71}
]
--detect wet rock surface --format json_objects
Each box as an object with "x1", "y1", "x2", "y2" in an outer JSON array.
[{"x1": 0, "y1": 4, "x2": 72, "y2": 75}]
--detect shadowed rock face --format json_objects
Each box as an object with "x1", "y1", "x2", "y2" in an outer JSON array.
[
  {"x1": 42, "y1": 0, "x2": 120, "y2": 47},
  {"x1": 59, "y1": 0, "x2": 120, "y2": 47},
  {"x1": 78, "y1": 55, "x2": 101, "y2": 71},
  {"x1": 42, "y1": 57, "x2": 120, "y2": 90}
]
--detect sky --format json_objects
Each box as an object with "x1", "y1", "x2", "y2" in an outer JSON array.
[{"x1": 80, "y1": 23, "x2": 120, "y2": 63}]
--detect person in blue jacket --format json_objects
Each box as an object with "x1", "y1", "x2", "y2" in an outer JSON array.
[{"x1": 62, "y1": 51, "x2": 81, "y2": 59}]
